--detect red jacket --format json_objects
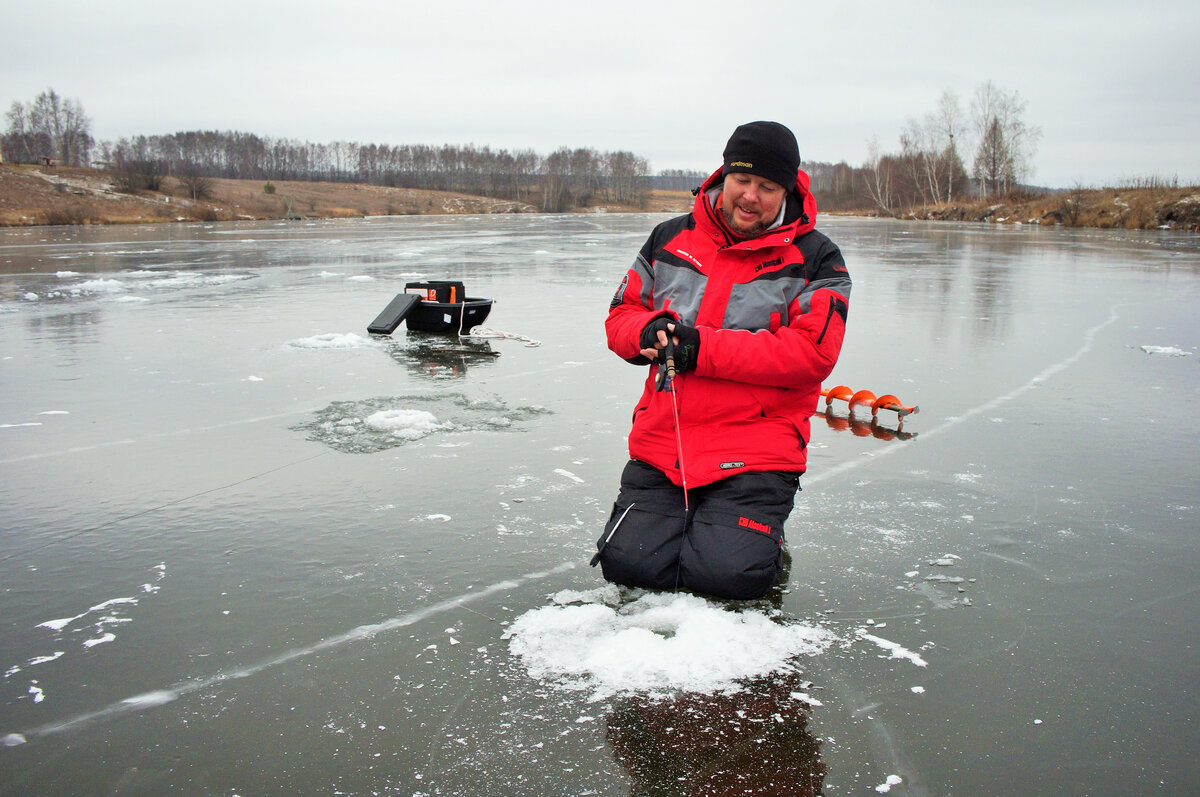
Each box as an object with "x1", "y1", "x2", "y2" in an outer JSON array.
[{"x1": 606, "y1": 168, "x2": 850, "y2": 487}]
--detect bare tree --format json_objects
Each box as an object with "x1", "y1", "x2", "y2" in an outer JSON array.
[
  {"x1": 970, "y1": 81, "x2": 1040, "y2": 196},
  {"x1": 932, "y1": 91, "x2": 967, "y2": 202},
  {"x1": 862, "y1": 136, "x2": 895, "y2": 214},
  {"x1": 27, "y1": 89, "x2": 93, "y2": 165},
  {"x1": 974, "y1": 116, "x2": 1010, "y2": 197},
  {"x1": 3, "y1": 89, "x2": 93, "y2": 165},
  {"x1": 541, "y1": 148, "x2": 571, "y2": 212},
  {"x1": 899, "y1": 90, "x2": 968, "y2": 206},
  {"x1": 606, "y1": 150, "x2": 648, "y2": 206},
  {"x1": 179, "y1": 171, "x2": 214, "y2": 201},
  {"x1": 3, "y1": 101, "x2": 43, "y2": 163}
]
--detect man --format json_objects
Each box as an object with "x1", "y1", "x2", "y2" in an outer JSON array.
[{"x1": 592, "y1": 121, "x2": 851, "y2": 600}]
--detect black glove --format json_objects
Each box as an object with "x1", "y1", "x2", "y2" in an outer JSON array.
[
  {"x1": 670, "y1": 322, "x2": 700, "y2": 372},
  {"x1": 639, "y1": 316, "x2": 674, "y2": 351}
]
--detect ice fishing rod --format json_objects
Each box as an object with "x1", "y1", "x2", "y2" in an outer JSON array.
[
  {"x1": 589, "y1": 340, "x2": 689, "y2": 570},
  {"x1": 656, "y1": 339, "x2": 689, "y2": 510}
]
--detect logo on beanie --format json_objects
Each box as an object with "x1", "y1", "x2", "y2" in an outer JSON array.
[{"x1": 729, "y1": 161, "x2": 753, "y2": 169}]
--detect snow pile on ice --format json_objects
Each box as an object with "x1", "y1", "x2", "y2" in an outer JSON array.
[
  {"x1": 1139, "y1": 345, "x2": 1190, "y2": 357},
  {"x1": 875, "y1": 774, "x2": 904, "y2": 792},
  {"x1": 286, "y1": 332, "x2": 375, "y2": 349},
  {"x1": 55, "y1": 272, "x2": 255, "y2": 299},
  {"x1": 364, "y1": 409, "x2": 448, "y2": 440},
  {"x1": 505, "y1": 587, "x2": 834, "y2": 699},
  {"x1": 70, "y1": 278, "x2": 126, "y2": 295},
  {"x1": 297, "y1": 393, "x2": 550, "y2": 454}
]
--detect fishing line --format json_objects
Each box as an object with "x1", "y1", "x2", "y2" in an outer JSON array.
[
  {"x1": 663, "y1": 345, "x2": 689, "y2": 509},
  {"x1": 0, "y1": 450, "x2": 330, "y2": 564},
  {"x1": 461, "y1": 326, "x2": 541, "y2": 347},
  {"x1": 0, "y1": 408, "x2": 319, "y2": 466}
]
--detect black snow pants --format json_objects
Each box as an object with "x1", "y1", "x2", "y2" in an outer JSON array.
[{"x1": 593, "y1": 459, "x2": 799, "y2": 601}]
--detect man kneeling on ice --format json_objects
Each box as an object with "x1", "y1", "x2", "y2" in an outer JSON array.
[{"x1": 592, "y1": 121, "x2": 851, "y2": 600}]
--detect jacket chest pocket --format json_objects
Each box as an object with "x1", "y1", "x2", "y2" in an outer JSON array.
[{"x1": 723, "y1": 282, "x2": 794, "y2": 332}]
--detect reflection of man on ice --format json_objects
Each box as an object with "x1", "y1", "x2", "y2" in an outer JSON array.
[
  {"x1": 594, "y1": 121, "x2": 851, "y2": 600},
  {"x1": 606, "y1": 671, "x2": 825, "y2": 796}
]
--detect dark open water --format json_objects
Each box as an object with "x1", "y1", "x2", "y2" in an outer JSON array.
[{"x1": 1, "y1": 214, "x2": 1198, "y2": 795}]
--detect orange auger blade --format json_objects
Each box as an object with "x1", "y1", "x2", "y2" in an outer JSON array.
[
  {"x1": 822, "y1": 385, "x2": 853, "y2": 407},
  {"x1": 820, "y1": 386, "x2": 918, "y2": 417},
  {"x1": 849, "y1": 389, "x2": 877, "y2": 412},
  {"x1": 871, "y1": 394, "x2": 918, "y2": 418}
]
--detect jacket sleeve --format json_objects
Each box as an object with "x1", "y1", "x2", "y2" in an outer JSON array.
[
  {"x1": 697, "y1": 238, "x2": 850, "y2": 388},
  {"x1": 605, "y1": 235, "x2": 676, "y2": 364}
]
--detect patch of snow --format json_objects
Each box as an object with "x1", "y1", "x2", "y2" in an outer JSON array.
[
  {"x1": 856, "y1": 628, "x2": 928, "y2": 667},
  {"x1": 365, "y1": 409, "x2": 448, "y2": 440},
  {"x1": 83, "y1": 632, "x2": 116, "y2": 648},
  {"x1": 1139, "y1": 345, "x2": 1189, "y2": 357},
  {"x1": 875, "y1": 774, "x2": 903, "y2": 792},
  {"x1": 507, "y1": 591, "x2": 834, "y2": 699},
  {"x1": 286, "y1": 332, "x2": 374, "y2": 349}
]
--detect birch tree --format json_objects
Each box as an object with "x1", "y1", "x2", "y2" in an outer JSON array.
[
  {"x1": 900, "y1": 90, "x2": 967, "y2": 205},
  {"x1": 933, "y1": 91, "x2": 966, "y2": 202},
  {"x1": 971, "y1": 81, "x2": 1040, "y2": 196},
  {"x1": 862, "y1": 136, "x2": 895, "y2": 214}
]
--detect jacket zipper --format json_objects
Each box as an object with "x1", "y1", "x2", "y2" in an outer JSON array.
[{"x1": 815, "y1": 298, "x2": 847, "y2": 345}]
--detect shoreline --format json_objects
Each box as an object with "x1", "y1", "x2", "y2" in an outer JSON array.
[
  {"x1": 895, "y1": 186, "x2": 1200, "y2": 232},
  {"x1": 0, "y1": 165, "x2": 694, "y2": 228},
  {"x1": 2, "y1": 164, "x2": 1197, "y2": 232}
]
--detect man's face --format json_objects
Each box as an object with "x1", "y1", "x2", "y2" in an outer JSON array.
[{"x1": 721, "y1": 173, "x2": 786, "y2": 236}]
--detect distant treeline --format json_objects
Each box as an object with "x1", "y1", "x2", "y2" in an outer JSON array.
[
  {"x1": 93, "y1": 129, "x2": 1048, "y2": 216},
  {"x1": 95, "y1": 131, "x2": 656, "y2": 212},
  {"x1": 13, "y1": 83, "x2": 1119, "y2": 218}
]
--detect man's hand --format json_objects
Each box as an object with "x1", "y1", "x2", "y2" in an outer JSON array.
[
  {"x1": 670, "y1": 323, "x2": 700, "y2": 372},
  {"x1": 639, "y1": 317, "x2": 699, "y2": 372},
  {"x1": 639, "y1": 317, "x2": 673, "y2": 359}
]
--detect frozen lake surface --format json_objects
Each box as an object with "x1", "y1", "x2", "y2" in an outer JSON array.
[{"x1": 1, "y1": 214, "x2": 1198, "y2": 795}]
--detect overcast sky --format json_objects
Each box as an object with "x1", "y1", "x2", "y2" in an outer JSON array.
[{"x1": 4, "y1": 1, "x2": 1197, "y2": 188}]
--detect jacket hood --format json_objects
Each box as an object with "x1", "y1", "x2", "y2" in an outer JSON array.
[{"x1": 695, "y1": 166, "x2": 818, "y2": 239}]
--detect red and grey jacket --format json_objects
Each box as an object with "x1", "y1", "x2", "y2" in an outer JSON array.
[{"x1": 606, "y1": 167, "x2": 850, "y2": 487}]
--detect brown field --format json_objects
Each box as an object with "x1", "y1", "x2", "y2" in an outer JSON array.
[{"x1": 0, "y1": 165, "x2": 693, "y2": 227}]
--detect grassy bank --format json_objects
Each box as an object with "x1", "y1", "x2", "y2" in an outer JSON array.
[
  {"x1": 895, "y1": 185, "x2": 1200, "y2": 231},
  {"x1": 0, "y1": 165, "x2": 693, "y2": 227}
]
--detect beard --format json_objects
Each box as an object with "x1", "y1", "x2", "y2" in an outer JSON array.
[{"x1": 721, "y1": 204, "x2": 772, "y2": 237}]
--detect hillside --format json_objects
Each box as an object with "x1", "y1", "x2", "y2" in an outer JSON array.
[{"x1": 0, "y1": 165, "x2": 693, "y2": 227}]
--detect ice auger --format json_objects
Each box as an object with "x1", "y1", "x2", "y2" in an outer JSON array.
[
  {"x1": 820, "y1": 385, "x2": 918, "y2": 418},
  {"x1": 816, "y1": 384, "x2": 919, "y2": 440}
]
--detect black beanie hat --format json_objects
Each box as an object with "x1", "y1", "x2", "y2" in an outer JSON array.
[{"x1": 722, "y1": 121, "x2": 800, "y2": 189}]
